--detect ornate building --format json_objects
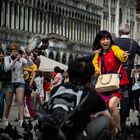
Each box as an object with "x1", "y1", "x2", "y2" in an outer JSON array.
[{"x1": 0, "y1": 0, "x2": 139, "y2": 65}]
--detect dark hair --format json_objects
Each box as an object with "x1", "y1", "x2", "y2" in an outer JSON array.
[
  {"x1": 93, "y1": 30, "x2": 115, "y2": 51},
  {"x1": 0, "y1": 48, "x2": 4, "y2": 54},
  {"x1": 68, "y1": 57, "x2": 95, "y2": 85},
  {"x1": 136, "y1": 65, "x2": 140, "y2": 69},
  {"x1": 54, "y1": 66, "x2": 61, "y2": 73}
]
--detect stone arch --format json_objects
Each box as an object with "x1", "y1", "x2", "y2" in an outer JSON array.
[
  {"x1": 41, "y1": 1, "x2": 44, "y2": 9},
  {"x1": 29, "y1": 0, "x2": 32, "y2": 6},
  {"x1": 66, "y1": 9, "x2": 68, "y2": 16},
  {"x1": 48, "y1": 51, "x2": 54, "y2": 60},
  {"x1": 37, "y1": 0, "x2": 40, "y2": 8},
  {"x1": 55, "y1": 52, "x2": 61, "y2": 62},
  {"x1": 52, "y1": 5, "x2": 55, "y2": 12},
  {"x1": 59, "y1": 7, "x2": 61, "y2": 14},
  {"x1": 62, "y1": 8, "x2": 65, "y2": 15},
  {"x1": 62, "y1": 53, "x2": 67, "y2": 64},
  {"x1": 55, "y1": 6, "x2": 58, "y2": 13},
  {"x1": 33, "y1": 0, "x2": 36, "y2": 7},
  {"x1": 68, "y1": 54, "x2": 74, "y2": 64},
  {"x1": 83, "y1": 14, "x2": 85, "y2": 21},
  {"x1": 45, "y1": 3, "x2": 48, "y2": 10},
  {"x1": 24, "y1": 0, "x2": 27, "y2": 4},
  {"x1": 48, "y1": 4, "x2": 51, "y2": 11},
  {"x1": 72, "y1": 11, "x2": 74, "y2": 17}
]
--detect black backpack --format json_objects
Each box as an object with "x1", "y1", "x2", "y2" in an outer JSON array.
[
  {"x1": 37, "y1": 83, "x2": 89, "y2": 140},
  {"x1": 0, "y1": 58, "x2": 12, "y2": 82}
]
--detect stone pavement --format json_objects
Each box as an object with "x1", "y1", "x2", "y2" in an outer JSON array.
[
  {"x1": 0, "y1": 104, "x2": 38, "y2": 140},
  {"x1": 0, "y1": 104, "x2": 139, "y2": 140}
]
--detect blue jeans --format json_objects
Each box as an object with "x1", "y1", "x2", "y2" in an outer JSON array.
[{"x1": 0, "y1": 90, "x2": 4, "y2": 119}]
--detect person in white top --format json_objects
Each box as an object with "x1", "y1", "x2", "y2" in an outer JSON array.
[
  {"x1": 52, "y1": 66, "x2": 63, "y2": 88},
  {"x1": 3, "y1": 43, "x2": 33, "y2": 127},
  {"x1": 34, "y1": 71, "x2": 44, "y2": 107}
]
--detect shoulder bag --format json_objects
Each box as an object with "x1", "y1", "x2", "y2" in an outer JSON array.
[{"x1": 95, "y1": 63, "x2": 122, "y2": 93}]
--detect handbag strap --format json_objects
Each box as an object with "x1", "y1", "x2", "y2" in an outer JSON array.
[
  {"x1": 99, "y1": 60, "x2": 122, "y2": 75},
  {"x1": 117, "y1": 64, "x2": 122, "y2": 74},
  {"x1": 126, "y1": 39, "x2": 133, "y2": 67}
]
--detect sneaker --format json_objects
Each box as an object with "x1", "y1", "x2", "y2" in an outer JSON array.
[
  {"x1": 4, "y1": 119, "x2": 9, "y2": 126},
  {"x1": 19, "y1": 120, "x2": 23, "y2": 127}
]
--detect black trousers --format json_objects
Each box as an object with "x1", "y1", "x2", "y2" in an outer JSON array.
[{"x1": 120, "y1": 69, "x2": 133, "y2": 125}]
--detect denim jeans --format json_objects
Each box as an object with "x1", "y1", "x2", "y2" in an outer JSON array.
[{"x1": 0, "y1": 90, "x2": 4, "y2": 119}]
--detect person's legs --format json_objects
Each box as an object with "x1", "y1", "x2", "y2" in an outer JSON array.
[
  {"x1": 16, "y1": 86, "x2": 24, "y2": 126},
  {"x1": 0, "y1": 90, "x2": 4, "y2": 119},
  {"x1": 25, "y1": 80, "x2": 35, "y2": 119},
  {"x1": 120, "y1": 86, "x2": 129, "y2": 125},
  {"x1": 86, "y1": 115, "x2": 110, "y2": 140},
  {"x1": 4, "y1": 93, "x2": 13, "y2": 119},
  {"x1": 133, "y1": 89, "x2": 140, "y2": 111},
  {"x1": 108, "y1": 96, "x2": 120, "y2": 130},
  {"x1": 4, "y1": 86, "x2": 13, "y2": 126},
  {"x1": 25, "y1": 94, "x2": 35, "y2": 119}
]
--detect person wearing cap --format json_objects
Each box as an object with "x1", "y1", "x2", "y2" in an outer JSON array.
[
  {"x1": 3, "y1": 42, "x2": 33, "y2": 126},
  {"x1": 114, "y1": 23, "x2": 140, "y2": 127}
]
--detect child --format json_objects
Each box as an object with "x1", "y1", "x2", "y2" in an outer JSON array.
[{"x1": 34, "y1": 71, "x2": 44, "y2": 107}]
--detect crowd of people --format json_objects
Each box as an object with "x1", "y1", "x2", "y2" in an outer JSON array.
[
  {"x1": 0, "y1": 42, "x2": 65, "y2": 127},
  {"x1": 0, "y1": 22, "x2": 140, "y2": 139}
]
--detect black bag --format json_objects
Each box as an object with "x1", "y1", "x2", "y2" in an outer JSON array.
[
  {"x1": 0, "y1": 63, "x2": 12, "y2": 82},
  {"x1": 37, "y1": 84, "x2": 89, "y2": 139}
]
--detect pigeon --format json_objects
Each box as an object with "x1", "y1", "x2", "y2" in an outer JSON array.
[
  {"x1": 22, "y1": 120, "x2": 28, "y2": 131},
  {"x1": 27, "y1": 120, "x2": 33, "y2": 131}
]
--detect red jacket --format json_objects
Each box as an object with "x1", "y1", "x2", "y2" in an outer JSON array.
[{"x1": 93, "y1": 46, "x2": 129, "y2": 85}]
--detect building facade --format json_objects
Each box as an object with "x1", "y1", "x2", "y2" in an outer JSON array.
[{"x1": 0, "y1": 0, "x2": 139, "y2": 65}]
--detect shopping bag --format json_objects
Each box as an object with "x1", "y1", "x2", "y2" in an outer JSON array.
[{"x1": 95, "y1": 73, "x2": 120, "y2": 92}]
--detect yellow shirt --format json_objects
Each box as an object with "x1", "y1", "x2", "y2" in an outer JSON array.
[{"x1": 24, "y1": 64, "x2": 37, "y2": 80}]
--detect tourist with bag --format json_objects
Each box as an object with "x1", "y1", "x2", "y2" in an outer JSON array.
[
  {"x1": 3, "y1": 43, "x2": 33, "y2": 127},
  {"x1": 37, "y1": 57, "x2": 116, "y2": 140},
  {"x1": 92, "y1": 30, "x2": 129, "y2": 133},
  {"x1": 114, "y1": 23, "x2": 140, "y2": 126}
]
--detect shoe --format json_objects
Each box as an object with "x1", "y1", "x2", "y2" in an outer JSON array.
[
  {"x1": 19, "y1": 120, "x2": 23, "y2": 127},
  {"x1": 4, "y1": 119, "x2": 9, "y2": 126}
]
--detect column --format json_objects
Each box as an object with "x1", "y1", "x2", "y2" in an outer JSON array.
[
  {"x1": 33, "y1": 9, "x2": 37, "y2": 33},
  {"x1": 1, "y1": 1, "x2": 5, "y2": 26},
  {"x1": 16, "y1": 4, "x2": 20, "y2": 30},
  {"x1": 101, "y1": 12, "x2": 104, "y2": 30},
  {"x1": 40, "y1": 12, "x2": 44, "y2": 34},
  {"x1": 6, "y1": 2, "x2": 10, "y2": 28},
  {"x1": 29, "y1": 8, "x2": 33, "y2": 32},
  {"x1": 108, "y1": 0, "x2": 111, "y2": 32},
  {"x1": 24, "y1": 7, "x2": 29, "y2": 31},
  {"x1": 20, "y1": 5, "x2": 24, "y2": 30},
  {"x1": 11, "y1": 2, "x2": 15, "y2": 29},
  {"x1": 44, "y1": 12, "x2": 48, "y2": 34},
  {"x1": 115, "y1": 0, "x2": 120, "y2": 37}
]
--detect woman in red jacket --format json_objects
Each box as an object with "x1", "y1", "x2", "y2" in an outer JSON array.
[{"x1": 92, "y1": 30, "x2": 129, "y2": 134}]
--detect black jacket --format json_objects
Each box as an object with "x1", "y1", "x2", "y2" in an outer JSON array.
[{"x1": 114, "y1": 38, "x2": 140, "y2": 70}]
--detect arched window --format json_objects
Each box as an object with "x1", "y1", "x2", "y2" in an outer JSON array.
[
  {"x1": 68, "y1": 54, "x2": 73, "y2": 64},
  {"x1": 62, "y1": 54, "x2": 67, "y2": 64},
  {"x1": 49, "y1": 52, "x2": 54, "y2": 60},
  {"x1": 56, "y1": 52, "x2": 60, "y2": 62}
]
